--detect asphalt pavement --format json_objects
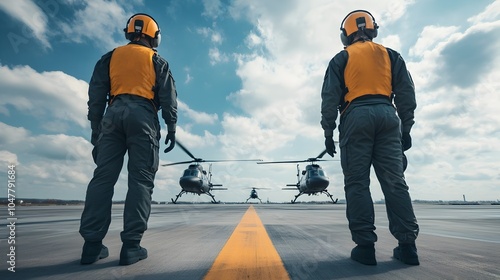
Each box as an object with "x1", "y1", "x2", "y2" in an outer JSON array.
[{"x1": 0, "y1": 203, "x2": 499, "y2": 279}]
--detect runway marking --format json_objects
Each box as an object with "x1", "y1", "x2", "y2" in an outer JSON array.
[{"x1": 204, "y1": 205, "x2": 290, "y2": 280}]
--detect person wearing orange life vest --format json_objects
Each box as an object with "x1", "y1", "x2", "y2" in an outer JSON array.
[
  {"x1": 79, "y1": 13, "x2": 178, "y2": 266},
  {"x1": 320, "y1": 10, "x2": 419, "y2": 266}
]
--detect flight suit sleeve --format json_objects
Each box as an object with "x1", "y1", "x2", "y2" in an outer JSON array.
[
  {"x1": 153, "y1": 54, "x2": 178, "y2": 132},
  {"x1": 321, "y1": 51, "x2": 348, "y2": 137},
  {"x1": 87, "y1": 51, "x2": 113, "y2": 123},
  {"x1": 387, "y1": 48, "x2": 416, "y2": 134}
]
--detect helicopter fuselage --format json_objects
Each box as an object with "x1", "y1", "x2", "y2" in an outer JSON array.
[
  {"x1": 179, "y1": 165, "x2": 211, "y2": 194},
  {"x1": 250, "y1": 189, "x2": 259, "y2": 199},
  {"x1": 297, "y1": 164, "x2": 330, "y2": 193}
]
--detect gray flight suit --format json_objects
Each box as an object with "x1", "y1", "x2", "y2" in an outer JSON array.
[
  {"x1": 80, "y1": 95, "x2": 160, "y2": 243},
  {"x1": 321, "y1": 41, "x2": 419, "y2": 246},
  {"x1": 80, "y1": 40, "x2": 177, "y2": 246},
  {"x1": 339, "y1": 100, "x2": 419, "y2": 245}
]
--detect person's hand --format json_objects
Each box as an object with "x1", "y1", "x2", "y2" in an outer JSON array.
[
  {"x1": 402, "y1": 132, "x2": 412, "y2": 151},
  {"x1": 164, "y1": 131, "x2": 176, "y2": 153},
  {"x1": 402, "y1": 153, "x2": 408, "y2": 171},
  {"x1": 90, "y1": 121, "x2": 100, "y2": 146},
  {"x1": 325, "y1": 137, "x2": 336, "y2": 157}
]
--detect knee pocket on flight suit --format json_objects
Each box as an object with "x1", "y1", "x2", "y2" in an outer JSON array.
[
  {"x1": 148, "y1": 134, "x2": 159, "y2": 174},
  {"x1": 340, "y1": 144, "x2": 349, "y2": 175}
]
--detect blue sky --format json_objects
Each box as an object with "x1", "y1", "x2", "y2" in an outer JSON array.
[{"x1": 1, "y1": 0, "x2": 499, "y2": 203}]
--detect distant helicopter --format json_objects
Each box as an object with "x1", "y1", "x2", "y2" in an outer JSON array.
[
  {"x1": 245, "y1": 187, "x2": 269, "y2": 203},
  {"x1": 258, "y1": 150, "x2": 338, "y2": 204},
  {"x1": 162, "y1": 141, "x2": 261, "y2": 203}
]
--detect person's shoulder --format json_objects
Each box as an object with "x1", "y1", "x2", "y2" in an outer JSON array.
[
  {"x1": 331, "y1": 49, "x2": 348, "y2": 65},
  {"x1": 332, "y1": 49, "x2": 348, "y2": 59},
  {"x1": 152, "y1": 52, "x2": 168, "y2": 64},
  {"x1": 374, "y1": 42, "x2": 400, "y2": 56}
]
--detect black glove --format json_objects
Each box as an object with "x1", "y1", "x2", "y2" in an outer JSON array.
[
  {"x1": 164, "y1": 131, "x2": 176, "y2": 153},
  {"x1": 325, "y1": 137, "x2": 336, "y2": 157},
  {"x1": 90, "y1": 121, "x2": 100, "y2": 146},
  {"x1": 402, "y1": 153, "x2": 408, "y2": 171},
  {"x1": 402, "y1": 132, "x2": 412, "y2": 151}
]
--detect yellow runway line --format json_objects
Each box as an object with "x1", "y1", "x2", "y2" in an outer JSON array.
[{"x1": 204, "y1": 205, "x2": 290, "y2": 280}]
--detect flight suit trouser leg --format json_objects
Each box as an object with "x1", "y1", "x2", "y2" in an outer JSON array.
[
  {"x1": 80, "y1": 105, "x2": 127, "y2": 242},
  {"x1": 339, "y1": 105, "x2": 377, "y2": 245},
  {"x1": 371, "y1": 106, "x2": 419, "y2": 244},
  {"x1": 119, "y1": 100, "x2": 160, "y2": 243}
]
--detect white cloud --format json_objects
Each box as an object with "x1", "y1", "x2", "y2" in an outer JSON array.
[
  {"x1": 0, "y1": 122, "x2": 97, "y2": 199},
  {"x1": 409, "y1": 25, "x2": 460, "y2": 58},
  {"x1": 58, "y1": 0, "x2": 130, "y2": 50},
  {"x1": 0, "y1": 122, "x2": 90, "y2": 161},
  {"x1": 0, "y1": 0, "x2": 51, "y2": 49},
  {"x1": 208, "y1": 47, "x2": 229, "y2": 64},
  {"x1": 216, "y1": 0, "x2": 500, "y2": 202},
  {"x1": 202, "y1": 0, "x2": 223, "y2": 19},
  {"x1": 178, "y1": 100, "x2": 218, "y2": 125},
  {"x1": 467, "y1": 0, "x2": 500, "y2": 24},
  {"x1": 0, "y1": 64, "x2": 89, "y2": 129},
  {"x1": 0, "y1": 150, "x2": 19, "y2": 166}
]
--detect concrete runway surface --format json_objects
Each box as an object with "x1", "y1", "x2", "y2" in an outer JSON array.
[{"x1": 0, "y1": 203, "x2": 499, "y2": 280}]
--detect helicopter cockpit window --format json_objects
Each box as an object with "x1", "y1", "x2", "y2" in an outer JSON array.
[
  {"x1": 308, "y1": 170, "x2": 319, "y2": 177},
  {"x1": 309, "y1": 169, "x2": 326, "y2": 177},
  {"x1": 183, "y1": 169, "x2": 202, "y2": 178}
]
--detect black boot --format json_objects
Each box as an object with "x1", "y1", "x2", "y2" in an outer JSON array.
[
  {"x1": 81, "y1": 241, "x2": 109, "y2": 264},
  {"x1": 351, "y1": 244, "x2": 377, "y2": 265},
  {"x1": 393, "y1": 243, "x2": 420, "y2": 265},
  {"x1": 119, "y1": 241, "x2": 148, "y2": 265}
]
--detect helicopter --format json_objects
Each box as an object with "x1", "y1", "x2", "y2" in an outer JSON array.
[
  {"x1": 257, "y1": 150, "x2": 338, "y2": 204},
  {"x1": 162, "y1": 141, "x2": 261, "y2": 203},
  {"x1": 245, "y1": 187, "x2": 269, "y2": 203}
]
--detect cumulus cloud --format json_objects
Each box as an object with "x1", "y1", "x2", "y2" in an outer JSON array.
[
  {"x1": 0, "y1": 122, "x2": 96, "y2": 199},
  {"x1": 0, "y1": 122, "x2": 90, "y2": 161},
  {"x1": 214, "y1": 0, "x2": 500, "y2": 201},
  {"x1": 0, "y1": 64, "x2": 89, "y2": 130},
  {"x1": 0, "y1": 0, "x2": 51, "y2": 49},
  {"x1": 202, "y1": 0, "x2": 223, "y2": 19},
  {"x1": 57, "y1": 0, "x2": 130, "y2": 50},
  {"x1": 178, "y1": 100, "x2": 218, "y2": 125}
]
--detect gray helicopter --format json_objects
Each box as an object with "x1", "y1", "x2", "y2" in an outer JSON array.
[
  {"x1": 258, "y1": 150, "x2": 338, "y2": 204},
  {"x1": 163, "y1": 141, "x2": 261, "y2": 203},
  {"x1": 245, "y1": 187, "x2": 269, "y2": 203}
]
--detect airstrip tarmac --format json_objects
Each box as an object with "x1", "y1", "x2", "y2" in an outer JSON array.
[{"x1": 0, "y1": 203, "x2": 499, "y2": 279}]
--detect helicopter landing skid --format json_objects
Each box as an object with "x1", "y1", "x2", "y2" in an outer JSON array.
[
  {"x1": 171, "y1": 190, "x2": 219, "y2": 204},
  {"x1": 246, "y1": 198, "x2": 262, "y2": 203},
  {"x1": 290, "y1": 190, "x2": 338, "y2": 204},
  {"x1": 171, "y1": 190, "x2": 186, "y2": 204}
]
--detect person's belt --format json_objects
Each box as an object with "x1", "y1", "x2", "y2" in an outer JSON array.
[
  {"x1": 340, "y1": 94, "x2": 392, "y2": 115},
  {"x1": 109, "y1": 94, "x2": 159, "y2": 111}
]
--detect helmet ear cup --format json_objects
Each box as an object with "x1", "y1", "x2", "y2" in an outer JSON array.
[
  {"x1": 151, "y1": 33, "x2": 161, "y2": 48},
  {"x1": 340, "y1": 31, "x2": 349, "y2": 47}
]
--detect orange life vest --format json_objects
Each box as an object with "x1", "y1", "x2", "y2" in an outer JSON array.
[
  {"x1": 109, "y1": 44, "x2": 156, "y2": 100},
  {"x1": 344, "y1": 41, "x2": 392, "y2": 103}
]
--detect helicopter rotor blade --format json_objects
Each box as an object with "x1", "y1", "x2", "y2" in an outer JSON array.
[
  {"x1": 203, "y1": 159, "x2": 262, "y2": 163},
  {"x1": 257, "y1": 160, "x2": 307, "y2": 164},
  {"x1": 317, "y1": 149, "x2": 327, "y2": 159},
  {"x1": 175, "y1": 140, "x2": 200, "y2": 161},
  {"x1": 162, "y1": 160, "x2": 197, "y2": 166}
]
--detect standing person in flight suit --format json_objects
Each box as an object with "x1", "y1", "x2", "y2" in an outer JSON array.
[
  {"x1": 320, "y1": 10, "x2": 419, "y2": 265},
  {"x1": 80, "y1": 13, "x2": 178, "y2": 266}
]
